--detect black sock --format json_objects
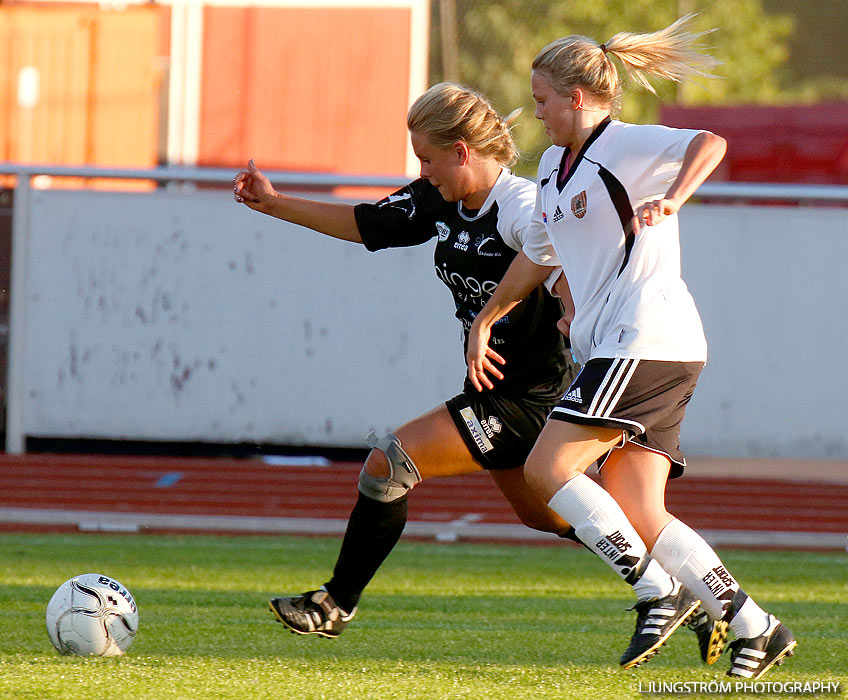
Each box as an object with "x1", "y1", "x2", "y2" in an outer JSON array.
[{"x1": 324, "y1": 492, "x2": 408, "y2": 613}]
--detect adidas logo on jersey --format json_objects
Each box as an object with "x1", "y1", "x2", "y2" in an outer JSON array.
[
  {"x1": 552, "y1": 205, "x2": 564, "y2": 223},
  {"x1": 563, "y1": 387, "x2": 582, "y2": 403}
]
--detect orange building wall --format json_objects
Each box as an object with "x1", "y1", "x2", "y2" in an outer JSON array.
[
  {"x1": 1, "y1": 3, "x2": 416, "y2": 179},
  {"x1": 199, "y1": 6, "x2": 412, "y2": 176},
  {"x1": 0, "y1": 6, "x2": 160, "y2": 168}
]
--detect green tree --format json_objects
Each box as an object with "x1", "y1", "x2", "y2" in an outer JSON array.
[{"x1": 431, "y1": 0, "x2": 793, "y2": 175}]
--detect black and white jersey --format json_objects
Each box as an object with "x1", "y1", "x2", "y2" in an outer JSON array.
[
  {"x1": 354, "y1": 168, "x2": 568, "y2": 397},
  {"x1": 525, "y1": 118, "x2": 708, "y2": 366}
]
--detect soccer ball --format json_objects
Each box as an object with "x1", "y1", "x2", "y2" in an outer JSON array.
[{"x1": 45, "y1": 573, "x2": 139, "y2": 656}]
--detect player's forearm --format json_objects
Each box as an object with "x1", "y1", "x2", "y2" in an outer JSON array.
[
  {"x1": 665, "y1": 131, "x2": 727, "y2": 206},
  {"x1": 263, "y1": 194, "x2": 363, "y2": 244}
]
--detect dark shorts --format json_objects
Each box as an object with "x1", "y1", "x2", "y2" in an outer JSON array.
[
  {"x1": 446, "y1": 388, "x2": 557, "y2": 471},
  {"x1": 549, "y1": 358, "x2": 704, "y2": 479}
]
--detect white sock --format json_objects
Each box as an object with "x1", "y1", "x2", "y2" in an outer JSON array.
[
  {"x1": 729, "y1": 599, "x2": 771, "y2": 639},
  {"x1": 651, "y1": 518, "x2": 769, "y2": 636},
  {"x1": 632, "y1": 563, "x2": 676, "y2": 601},
  {"x1": 548, "y1": 474, "x2": 674, "y2": 600}
]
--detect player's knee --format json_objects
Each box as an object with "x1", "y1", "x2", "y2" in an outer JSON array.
[
  {"x1": 524, "y1": 448, "x2": 583, "y2": 500},
  {"x1": 358, "y1": 432, "x2": 422, "y2": 503},
  {"x1": 363, "y1": 449, "x2": 391, "y2": 479}
]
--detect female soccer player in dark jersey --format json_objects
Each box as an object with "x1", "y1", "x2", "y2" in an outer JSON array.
[
  {"x1": 468, "y1": 16, "x2": 795, "y2": 679},
  {"x1": 233, "y1": 82, "x2": 578, "y2": 638}
]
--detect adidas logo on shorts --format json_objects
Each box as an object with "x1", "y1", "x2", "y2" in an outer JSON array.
[{"x1": 563, "y1": 387, "x2": 582, "y2": 403}]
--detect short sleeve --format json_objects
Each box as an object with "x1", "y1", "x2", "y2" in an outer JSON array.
[
  {"x1": 495, "y1": 171, "x2": 559, "y2": 267},
  {"x1": 354, "y1": 179, "x2": 443, "y2": 252},
  {"x1": 521, "y1": 154, "x2": 560, "y2": 267},
  {"x1": 542, "y1": 266, "x2": 563, "y2": 295},
  {"x1": 614, "y1": 124, "x2": 701, "y2": 201}
]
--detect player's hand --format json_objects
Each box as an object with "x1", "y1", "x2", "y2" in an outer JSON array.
[
  {"x1": 551, "y1": 272, "x2": 575, "y2": 338},
  {"x1": 233, "y1": 160, "x2": 277, "y2": 212},
  {"x1": 632, "y1": 197, "x2": 681, "y2": 234},
  {"x1": 556, "y1": 314, "x2": 573, "y2": 337},
  {"x1": 466, "y1": 319, "x2": 506, "y2": 392}
]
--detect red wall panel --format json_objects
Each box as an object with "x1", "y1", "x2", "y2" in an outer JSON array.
[
  {"x1": 662, "y1": 103, "x2": 848, "y2": 185},
  {"x1": 200, "y1": 6, "x2": 412, "y2": 176}
]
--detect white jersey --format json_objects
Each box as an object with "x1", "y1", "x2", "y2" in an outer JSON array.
[{"x1": 525, "y1": 118, "x2": 708, "y2": 366}]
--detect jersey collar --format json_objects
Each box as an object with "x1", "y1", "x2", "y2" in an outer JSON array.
[{"x1": 556, "y1": 116, "x2": 612, "y2": 192}]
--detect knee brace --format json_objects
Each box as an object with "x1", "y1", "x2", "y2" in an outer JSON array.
[{"x1": 358, "y1": 432, "x2": 422, "y2": 503}]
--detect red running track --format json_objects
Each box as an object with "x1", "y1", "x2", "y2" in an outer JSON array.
[{"x1": 0, "y1": 453, "x2": 846, "y2": 538}]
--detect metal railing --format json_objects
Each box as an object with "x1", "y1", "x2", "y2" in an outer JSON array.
[
  {"x1": 0, "y1": 164, "x2": 411, "y2": 189},
  {"x1": 2, "y1": 163, "x2": 848, "y2": 201}
]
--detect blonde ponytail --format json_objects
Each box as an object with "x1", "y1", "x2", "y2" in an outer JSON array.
[
  {"x1": 532, "y1": 14, "x2": 718, "y2": 106},
  {"x1": 603, "y1": 14, "x2": 719, "y2": 95}
]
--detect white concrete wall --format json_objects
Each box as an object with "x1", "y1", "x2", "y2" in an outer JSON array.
[
  {"x1": 19, "y1": 189, "x2": 848, "y2": 458},
  {"x1": 679, "y1": 205, "x2": 848, "y2": 459},
  {"x1": 22, "y1": 189, "x2": 462, "y2": 447}
]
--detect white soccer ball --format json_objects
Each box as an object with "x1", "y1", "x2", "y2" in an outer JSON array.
[{"x1": 45, "y1": 573, "x2": 138, "y2": 656}]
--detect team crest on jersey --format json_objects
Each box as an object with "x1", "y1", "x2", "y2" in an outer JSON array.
[
  {"x1": 435, "y1": 221, "x2": 451, "y2": 241},
  {"x1": 571, "y1": 190, "x2": 587, "y2": 219}
]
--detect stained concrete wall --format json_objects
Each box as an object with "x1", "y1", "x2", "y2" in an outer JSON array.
[{"x1": 17, "y1": 188, "x2": 848, "y2": 458}]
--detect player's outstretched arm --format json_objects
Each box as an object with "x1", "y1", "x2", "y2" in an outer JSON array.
[
  {"x1": 467, "y1": 252, "x2": 556, "y2": 391},
  {"x1": 233, "y1": 160, "x2": 363, "y2": 243},
  {"x1": 632, "y1": 131, "x2": 726, "y2": 232}
]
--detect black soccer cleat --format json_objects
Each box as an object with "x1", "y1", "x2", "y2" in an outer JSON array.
[
  {"x1": 620, "y1": 584, "x2": 701, "y2": 669},
  {"x1": 269, "y1": 588, "x2": 356, "y2": 639},
  {"x1": 687, "y1": 604, "x2": 729, "y2": 665},
  {"x1": 727, "y1": 614, "x2": 797, "y2": 679}
]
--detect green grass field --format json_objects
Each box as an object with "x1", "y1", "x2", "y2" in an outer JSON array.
[{"x1": 0, "y1": 533, "x2": 845, "y2": 699}]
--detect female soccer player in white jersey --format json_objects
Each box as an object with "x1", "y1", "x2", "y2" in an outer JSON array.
[
  {"x1": 233, "y1": 83, "x2": 584, "y2": 639},
  {"x1": 467, "y1": 16, "x2": 796, "y2": 679}
]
